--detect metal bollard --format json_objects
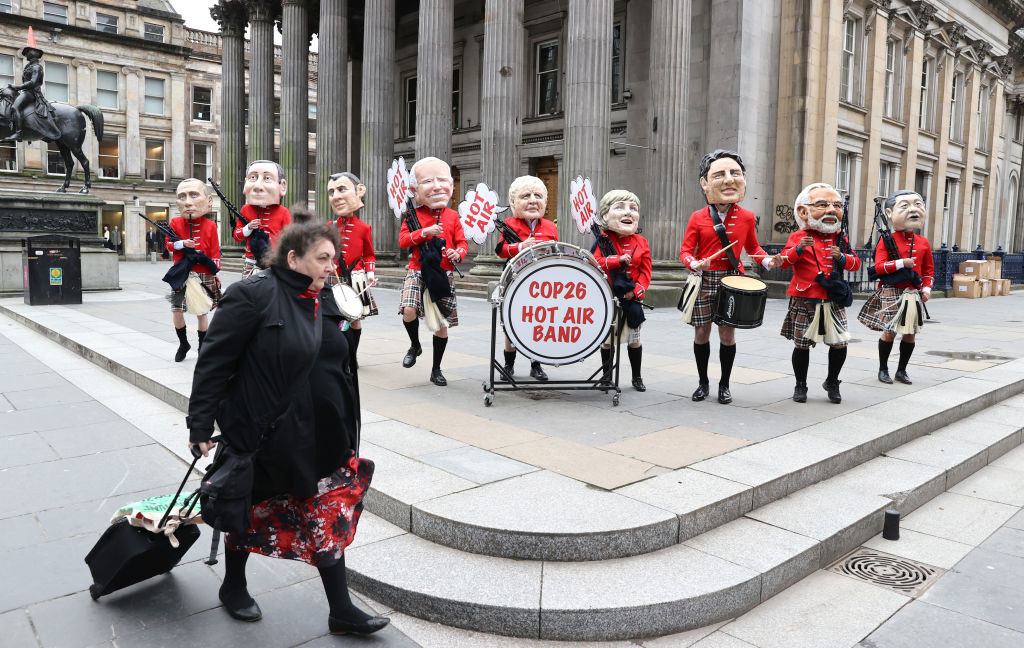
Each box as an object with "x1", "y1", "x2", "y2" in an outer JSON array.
[{"x1": 882, "y1": 508, "x2": 900, "y2": 540}]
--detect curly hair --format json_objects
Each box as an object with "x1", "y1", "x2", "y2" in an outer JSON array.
[{"x1": 268, "y1": 208, "x2": 340, "y2": 268}]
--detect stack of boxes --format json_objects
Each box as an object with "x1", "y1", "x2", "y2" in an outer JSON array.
[{"x1": 952, "y1": 258, "x2": 1010, "y2": 298}]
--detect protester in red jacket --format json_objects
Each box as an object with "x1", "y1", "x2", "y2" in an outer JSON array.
[
  {"x1": 233, "y1": 160, "x2": 292, "y2": 277},
  {"x1": 776, "y1": 183, "x2": 861, "y2": 404},
  {"x1": 857, "y1": 190, "x2": 934, "y2": 385},
  {"x1": 167, "y1": 178, "x2": 221, "y2": 362},
  {"x1": 397, "y1": 157, "x2": 469, "y2": 387},
  {"x1": 592, "y1": 189, "x2": 652, "y2": 392}
]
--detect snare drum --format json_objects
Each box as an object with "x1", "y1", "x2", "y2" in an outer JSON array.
[
  {"x1": 498, "y1": 242, "x2": 613, "y2": 365},
  {"x1": 349, "y1": 270, "x2": 371, "y2": 316},
  {"x1": 332, "y1": 282, "x2": 365, "y2": 321},
  {"x1": 716, "y1": 274, "x2": 767, "y2": 329}
]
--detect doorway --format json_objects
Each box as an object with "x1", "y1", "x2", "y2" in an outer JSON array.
[{"x1": 531, "y1": 156, "x2": 558, "y2": 223}]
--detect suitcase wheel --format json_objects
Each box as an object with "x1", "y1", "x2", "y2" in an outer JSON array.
[{"x1": 89, "y1": 584, "x2": 101, "y2": 601}]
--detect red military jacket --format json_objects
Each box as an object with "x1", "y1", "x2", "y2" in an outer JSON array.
[
  {"x1": 166, "y1": 216, "x2": 221, "y2": 274},
  {"x1": 592, "y1": 232, "x2": 652, "y2": 300},
  {"x1": 679, "y1": 204, "x2": 768, "y2": 273},
  {"x1": 496, "y1": 216, "x2": 559, "y2": 258},
  {"x1": 232, "y1": 204, "x2": 292, "y2": 259},
  {"x1": 331, "y1": 215, "x2": 376, "y2": 274},
  {"x1": 778, "y1": 229, "x2": 862, "y2": 299},
  {"x1": 873, "y1": 231, "x2": 934, "y2": 290},
  {"x1": 399, "y1": 206, "x2": 469, "y2": 272}
]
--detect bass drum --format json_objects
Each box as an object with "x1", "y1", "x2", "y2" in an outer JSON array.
[
  {"x1": 716, "y1": 274, "x2": 767, "y2": 329},
  {"x1": 498, "y1": 242, "x2": 613, "y2": 366}
]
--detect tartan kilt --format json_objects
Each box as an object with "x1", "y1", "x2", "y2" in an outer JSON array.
[
  {"x1": 689, "y1": 270, "x2": 740, "y2": 327},
  {"x1": 857, "y1": 285, "x2": 912, "y2": 333},
  {"x1": 325, "y1": 273, "x2": 379, "y2": 317},
  {"x1": 169, "y1": 271, "x2": 220, "y2": 312},
  {"x1": 398, "y1": 270, "x2": 459, "y2": 327},
  {"x1": 780, "y1": 296, "x2": 848, "y2": 349}
]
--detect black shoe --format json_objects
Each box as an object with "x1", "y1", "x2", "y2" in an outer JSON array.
[
  {"x1": 174, "y1": 342, "x2": 191, "y2": 363},
  {"x1": 219, "y1": 587, "x2": 262, "y2": 622},
  {"x1": 878, "y1": 369, "x2": 893, "y2": 384},
  {"x1": 823, "y1": 379, "x2": 842, "y2": 404},
  {"x1": 793, "y1": 381, "x2": 808, "y2": 403},
  {"x1": 632, "y1": 377, "x2": 646, "y2": 392},
  {"x1": 894, "y1": 369, "x2": 912, "y2": 385},
  {"x1": 717, "y1": 384, "x2": 732, "y2": 404},
  {"x1": 430, "y1": 368, "x2": 447, "y2": 386},
  {"x1": 692, "y1": 382, "x2": 710, "y2": 401},
  {"x1": 329, "y1": 614, "x2": 390, "y2": 636},
  {"x1": 501, "y1": 363, "x2": 514, "y2": 381},
  {"x1": 402, "y1": 345, "x2": 422, "y2": 368},
  {"x1": 530, "y1": 361, "x2": 548, "y2": 381}
]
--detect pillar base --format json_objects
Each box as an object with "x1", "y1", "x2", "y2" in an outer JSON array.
[
  {"x1": 651, "y1": 260, "x2": 688, "y2": 282},
  {"x1": 470, "y1": 253, "x2": 505, "y2": 277}
]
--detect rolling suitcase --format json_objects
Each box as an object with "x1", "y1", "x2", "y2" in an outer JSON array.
[{"x1": 85, "y1": 449, "x2": 203, "y2": 600}]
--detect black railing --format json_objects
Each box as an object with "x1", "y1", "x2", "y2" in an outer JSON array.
[{"x1": 757, "y1": 245, "x2": 1023, "y2": 292}]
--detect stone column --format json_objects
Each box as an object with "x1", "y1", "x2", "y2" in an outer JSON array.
[
  {"x1": 348, "y1": 58, "x2": 362, "y2": 174},
  {"x1": 280, "y1": 0, "x2": 310, "y2": 207},
  {"x1": 473, "y1": 0, "x2": 525, "y2": 274},
  {"x1": 247, "y1": 0, "x2": 276, "y2": 162},
  {"x1": 170, "y1": 73, "x2": 187, "y2": 180},
  {"x1": 415, "y1": 0, "x2": 454, "y2": 161},
  {"x1": 561, "y1": 0, "x2": 613, "y2": 247},
  {"x1": 645, "y1": 0, "x2": 689, "y2": 268},
  {"x1": 981, "y1": 83, "x2": 1004, "y2": 249},
  {"x1": 956, "y1": 67, "x2": 981, "y2": 247},
  {"x1": 72, "y1": 60, "x2": 96, "y2": 162},
  {"x1": 316, "y1": 0, "x2": 347, "y2": 218},
  {"x1": 123, "y1": 67, "x2": 142, "y2": 177},
  {"x1": 361, "y1": 0, "x2": 398, "y2": 262},
  {"x1": 212, "y1": 0, "x2": 248, "y2": 247}
]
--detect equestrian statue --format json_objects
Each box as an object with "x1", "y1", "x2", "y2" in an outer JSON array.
[{"x1": 0, "y1": 27, "x2": 103, "y2": 194}]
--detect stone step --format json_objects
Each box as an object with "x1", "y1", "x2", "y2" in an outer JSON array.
[
  {"x1": 353, "y1": 370, "x2": 1024, "y2": 561},
  {"x1": 346, "y1": 398, "x2": 1024, "y2": 640}
]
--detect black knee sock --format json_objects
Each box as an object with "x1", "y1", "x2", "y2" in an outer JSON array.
[
  {"x1": 627, "y1": 346, "x2": 642, "y2": 379},
  {"x1": 432, "y1": 335, "x2": 447, "y2": 371},
  {"x1": 897, "y1": 341, "x2": 915, "y2": 372},
  {"x1": 197, "y1": 329, "x2": 207, "y2": 353},
  {"x1": 792, "y1": 348, "x2": 810, "y2": 384},
  {"x1": 403, "y1": 319, "x2": 420, "y2": 349},
  {"x1": 348, "y1": 328, "x2": 361, "y2": 370},
  {"x1": 220, "y1": 548, "x2": 255, "y2": 607},
  {"x1": 503, "y1": 350, "x2": 516, "y2": 369},
  {"x1": 719, "y1": 343, "x2": 736, "y2": 387},
  {"x1": 600, "y1": 347, "x2": 611, "y2": 376},
  {"x1": 319, "y1": 555, "x2": 372, "y2": 622},
  {"x1": 694, "y1": 342, "x2": 711, "y2": 385},
  {"x1": 175, "y1": 325, "x2": 189, "y2": 346},
  {"x1": 827, "y1": 346, "x2": 848, "y2": 383},
  {"x1": 878, "y1": 339, "x2": 893, "y2": 371}
]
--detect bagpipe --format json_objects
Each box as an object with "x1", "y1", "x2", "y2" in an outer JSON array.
[
  {"x1": 137, "y1": 212, "x2": 219, "y2": 315},
  {"x1": 868, "y1": 196, "x2": 922, "y2": 288},
  {"x1": 401, "y1": 200, "x2": 455, "y2": 330},
  {"x1": 589, "y1": 222, "x2": 648, "y2": 330},
  {"x1": 209, "y1": 178, "x2": 271, "y2": 267},
  {"x1": 812, "y1": 197, "x2": 854, "y2": 308},
  {"x1": 493, "y1": 216, "x2": 523, "y2": 255}
]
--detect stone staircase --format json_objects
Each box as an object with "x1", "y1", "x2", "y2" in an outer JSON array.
[{"x1": 343, "y1": 366, "x2": 1024, "y2": 640}]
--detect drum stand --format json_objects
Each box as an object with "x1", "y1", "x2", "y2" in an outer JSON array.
[{"x1": 483, "y1": 303, "x2": 624, "y2": 407}]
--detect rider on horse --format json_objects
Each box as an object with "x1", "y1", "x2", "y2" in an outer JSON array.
[{"x1": 2, "y1": 27, "x2": 61, "y2": 143}]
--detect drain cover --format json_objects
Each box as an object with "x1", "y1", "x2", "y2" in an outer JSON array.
[{"x1": 829, "y1": 548, "x2": 943, "y2": 596}]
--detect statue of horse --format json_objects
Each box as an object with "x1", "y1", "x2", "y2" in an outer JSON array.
[{"x1": 0, "y1": 87, "x2": 103, "y2": 194}]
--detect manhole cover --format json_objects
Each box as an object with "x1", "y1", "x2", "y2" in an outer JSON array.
[
  {"x1": 926, "y1": 350, "x2": 1013, "y2": 361},
  {"x1": 829, "y1": 548, "x2": 943, "y2": 596}
]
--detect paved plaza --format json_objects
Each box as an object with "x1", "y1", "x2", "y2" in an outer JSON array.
[{"x1": 0, "y1": 261, "x2": 1022, "y2": 647}]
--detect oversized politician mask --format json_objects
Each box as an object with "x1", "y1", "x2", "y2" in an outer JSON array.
[
  {"x1": 243, "y1": 161, "x2": 287, "y2": 207},
  {"x1": 699, "y1": 153, "x2": 746, "y2": 206},
  {"x1": 327, "y1": 174, "x2": 366, "y2": 218},
  {"x1": 599, "y1": 189, "x2": 641, "y2": 236},
  {"x1": 885, "y1": 190, "x2": 926, "y2": 232},
  {"x1": 412, "y1": 157, "x2": 454, "y2": 210},
  {"x1": 175, "y1": 178, "x2": 211, "y2": 220},
  {"x1": 797, "y1": 185, "x2": 844, "y2": 235}
]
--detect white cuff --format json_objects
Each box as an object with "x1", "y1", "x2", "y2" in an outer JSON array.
[
  {"x1": 895, "y1": 259, "x2": 905, "y2": 269},
  {"x1": 689, "y1": 260, "x2": 700, "y2": 271},
  {"x1": 761, "y1": 257, "x2": 773, "y2": 270},
  {"x1": 922, "y1": 287, "x2": 931, "y2": 294},
  {"x1": 242, "y1": 223, "x2": 254, "y2": 236},
  {"x1": 367, "y1": 272, "x2": 375, "y2": 281},
  {"x1": 173, "y1": 240, "x2": 185, "y2": 250}
]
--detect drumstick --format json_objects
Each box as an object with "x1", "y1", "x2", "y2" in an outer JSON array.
[{"x1": 701, "y1": 240, "x2": 737, "y2": 263}]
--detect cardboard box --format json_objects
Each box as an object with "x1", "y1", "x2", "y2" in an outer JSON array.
[
  {"x1": 996, "y1": 278, "x2": 1011, "y2": 296},
  {"x1": 980, "y1": 279, "x2": 992, "y2": 298},
  {"x1": 987, "y1": 257, "x2": 1003, "y2": 279},
  {"x1": 959, "y1": 260, "x2": 989, "y2": 277},
  {"x1": 953, "y1": 275, "x2": 982, "y2": 298}
]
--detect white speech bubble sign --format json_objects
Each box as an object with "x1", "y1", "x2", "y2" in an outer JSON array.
[
  {"x1": 457, "y1": 183, "x2": 506, "y2": 245},
  {"x1": 386, "y1": 157, "x2": 411, "y2": 219},
  {"x1": 569, "y1": 176, "x2": 597, "y2": 235}
]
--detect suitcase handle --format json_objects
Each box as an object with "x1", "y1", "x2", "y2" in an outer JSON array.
[{"x1": 156, "y1": 437, "x2": 218, "y2": 530}]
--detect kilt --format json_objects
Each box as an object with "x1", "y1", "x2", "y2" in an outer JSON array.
[
  {"x1": 689, "y1": 270, "x2": 741, "y2": 327},
  {"x1": 780, "y1": 296, "x2": 849, "y2": 349},
  {"x1": 398, "y1": 270, "x2": 459, "y2": 327},
  {"x1": 604, "y1": 323, "x2": 642, "y2": 347},
  {"x1": 169, "y1": 271, "x2": 220, "y2": 312},
  {"x1": 325, "y1": 273, "x2": 379, "y2": 317},
  {"x1": 241, "y1": 258, "x2": 265, "y2": 279},
  {"x1": 857, "y1": 285, "x2": 916, "y2": 333}
]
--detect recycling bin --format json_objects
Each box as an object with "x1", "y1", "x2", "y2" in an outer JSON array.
[{"x1": 22, "y1": 235, "x2": 82, "y2": 305}]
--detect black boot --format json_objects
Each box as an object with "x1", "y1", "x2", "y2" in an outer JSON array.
[
  {"x1": 718, "y1": 343, "x2": 736, "y2": 404},
  {"x1": 627, "y1": 345, "x2": 645, "y2": 391},
  {"x1": 502, "y1": 350, "x2": 516, "y2": 380},
  {"x1": 174, "y1": 326, "x2": 191, "y2": 362},
  {"x1": 895, "y1": 341, "x2": 915, "y2": 384},
  {"x1": 220, "y1": 548, "x2": 261, "y2": 622},
  {"x1": 878, "y1": 339, "x2": 894, "y2": 384},
  {"x1": 792, "y1": 347, "x2": 810, "y2": 403},
  {"x1": 824, "y1": 346, "x2": 848, "y2": 404},
  {"x1": 599, "y1": 347, "x2": 612, "y2": 386},
  {"x1": 197, "y1": 329, "x2": 207, "y2": 356},
  {"x1": 321, "y1": 556, "x2": 390, "y2": 635},
  {"x1": 693, "y1": 342, "x2": 711, "y2": 401},
  {"x1": 402, "y1": 319, "x2": 421, "y2": 367},
  {"x1": 530, "y1": 361, "x2": 549, "y2": 381},
  {"x1": 430, "y1": 335, "x2": 448, "y2": 386}
]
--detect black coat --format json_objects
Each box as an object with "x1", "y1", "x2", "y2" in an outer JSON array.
[{"x1": 187, "y1": 266, "x2": 324, "y2": 499}]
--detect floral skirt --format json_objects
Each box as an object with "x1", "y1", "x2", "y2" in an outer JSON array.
[{"x1": 226, "y1": 454, "x2": 374, "y2": 567}]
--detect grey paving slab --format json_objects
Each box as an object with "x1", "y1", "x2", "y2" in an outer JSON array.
[
  {"x1": 0, "y1": 370, "x2": 67, "y2": 393},
  {"x1": 416, "y1": 446, "x2": 538, "y2": 484},
  {"x1": 920, "y1": 547, "x2": 1024, "y2": 633},
  {"x1": 632, "y1": 401, "x2": 811, "y2": 442},
  {"x1": 29, "y1": 560, "x2": 222, "y2": 648},
  {"x1": 412, "y1": 470, "x2": 677, "y2": 560},
  {"x1": 949, "y1": 465, "x2": 1024, "y2": 506},
  {"x1": 360, "y1": 419, "x2": 466, "y2": 457},
  {"x1": 616, "y1": 468, "x2": 752, "y2": 541},
  {"x1": 39, "y1": 419, "x2": 155, "y2": 459},
  {"x1": 0, "y1": 401, "x2": 121, "y2": 436},
  {"x1": 979, "y1": 526, "x2": 1024, "y2": 559},
  {"x1": 858, "y1": 599, "x2": 1024, "y2": 648},
  {"x1": 990, "y1": 443, "x2": 1024, "y2": 471},
  {"x1": 346, "y1": 533, "x2": 543, "y2": 638},
  {"x1": 0, "y1": 513, "x2": 46, "y2": 553},
  {"x1": 902, "y1": 492, "x2": 1019, "y2": 545},
  {"x1": 828, "y1": 456, "x2": 947, "y2": 514},
  {"x1": 0, "y1": 431, "x2": 60, "y2": 468},
  {"x1": 1006, "y1": 508, "x2": 1024, "y2": 531},
  {"x1": 3, "y1": 384, "x2": 95, "y2": 410},
  {"x1": 883, "y1": 433, "x2": 990, "y2": 488},
  {"x1": 539, "y1": 544, "x2": 760, "y2": 641},
  {"x1": 688, "y1": 634, "x2": 759, "y2": 648},
  {"x1": 0, "y1": 608, "x2": 39, "y2": 648},
  {"x1": 0, "y1": 533, "x2": 99, "y2": 612},
  {"x1": 862, "y1": 528, "x2": 974, "y2": 570}
]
